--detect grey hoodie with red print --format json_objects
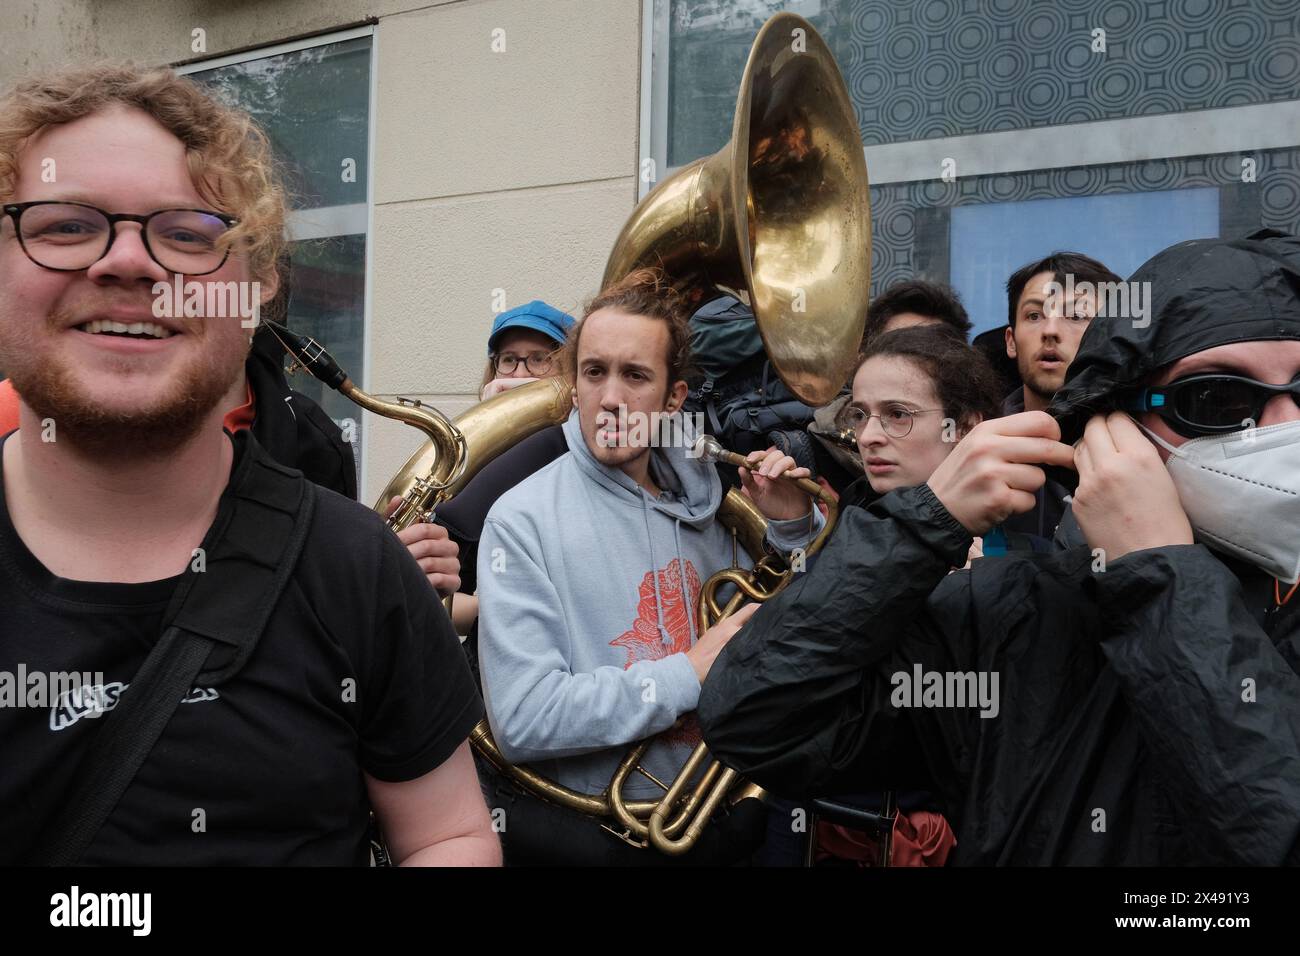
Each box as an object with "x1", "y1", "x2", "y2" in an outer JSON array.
[{"x1": 476, "y1": 409, "x2": 820, "y2": 799}]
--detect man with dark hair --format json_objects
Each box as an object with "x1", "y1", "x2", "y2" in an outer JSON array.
[
  {"x1": 862, "y1": 278, "x2": 972, "y2": 346},
  {"x1": 1000, "y1": 251, "x2": 1121, "y2": 538},
  {"x1": 1002, "y1": 251, "x2": 1121, "y2": 416}
]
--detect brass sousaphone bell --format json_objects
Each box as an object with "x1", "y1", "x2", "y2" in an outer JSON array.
[{"x1": 605, "y1": 10, "x2": 871, "y2": 406}]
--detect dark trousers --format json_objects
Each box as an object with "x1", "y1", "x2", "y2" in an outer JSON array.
[{"x1": 478, "y1": 755, "x2": 767, "y2": 867}]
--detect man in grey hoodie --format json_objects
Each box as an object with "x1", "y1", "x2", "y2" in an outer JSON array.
[{"x1": 476, "y1": 269, "x2": 822, "y2": 863}]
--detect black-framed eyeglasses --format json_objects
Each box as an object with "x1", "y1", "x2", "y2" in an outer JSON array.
[
  {"x1": 1127, "y1": 373, "x2": 1300, "y2": 437},
  {"x1": 840, "y1": 403, "x2": 944, "y2": 439},
  {"x1": 2, "y1": 200, "x2": 238, "y2": 276},
  {"x1": 492, "y1": 350, "x2": 556, "y2": 376}
]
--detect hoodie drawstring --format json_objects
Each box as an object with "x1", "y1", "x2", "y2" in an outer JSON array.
[
  {"x1": 672, "y1": 517, "x2": 697, "y2": 647},
  {"x1": 640, "y1": 492, "x2": 673, "y2": 646}
]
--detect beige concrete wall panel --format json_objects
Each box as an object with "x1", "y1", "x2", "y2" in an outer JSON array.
[
  {"x1": 367, "y1": 176, "x2": 635, "y2": 396},
  {"x1": 84, "y1": 0, "x2": 437, "y2": 67},
  {"x1": 0, "y1": 0, "x2": 98, "y2": 87},
  {"x1": 374, "y1": 0, "x2": 640, "y2": 203}
]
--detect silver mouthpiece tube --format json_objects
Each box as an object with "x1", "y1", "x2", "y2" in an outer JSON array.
[{"x1": 693, "y1": 435, "x2": 725, "y2": 464}]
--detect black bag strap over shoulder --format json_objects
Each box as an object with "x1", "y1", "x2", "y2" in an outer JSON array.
[
  {"x1": 39, "y1": 625, "x2": 214, "y2": 867},
  {"x1": 38, "y1": 433, "x2": 317, "y2": 866}
]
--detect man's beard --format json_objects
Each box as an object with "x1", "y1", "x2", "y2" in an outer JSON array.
[
  {"x1": 4, "y1": 334, "x2": 242, "y2": 462},
  {"x1": 1018, "y1": 356, "x2": 1065, "y2": 403}
]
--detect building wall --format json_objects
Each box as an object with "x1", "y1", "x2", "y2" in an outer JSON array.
[
  {"x1": 367, "y1": 0, "x2": 640, "y2": 503},
  {"x1": 0, "y1": 0, "x2": 98, "y2": 78},
  {"x1": 0, "y1": 0, "x2": 643, "y2": 503}
]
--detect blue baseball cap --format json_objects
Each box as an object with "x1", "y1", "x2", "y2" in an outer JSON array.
[{"x1": 487, "y1": 300, "x2": 576, "y2": 354}]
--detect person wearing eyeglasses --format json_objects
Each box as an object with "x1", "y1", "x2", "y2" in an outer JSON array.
[
  {"x1": 847, "y1": 326, "x2": 986, "y2": 498},
  {"x1": 417, "y1": 300, "x2": 576, "y2": 635},
  {"x1": 783, "y1": 325, "x2": 1034, "y2": 867},
  {"x1": 0, "y1": 188, "x2": 467, "y2": 610},
  {"x1": 840, "y1": 324, "x2": 1049, "y2": 560},
  {"x1": 479, "y1": 300, "x2": 574, "y2": 401},
  {"x1": 0, "y1": 64, "x2": 497, "y2": 866},
  {"x1": 807, "y1": 279, "x2": 975, "y2": 496},
  {"x1": 0, "y1": 236, "x2": 358, "y2": 503},
  {"x1": 700, "y1": 230, "x2": 1300, "y2": 865},
  {"x1": 383, "y1": 298, "x2": 579, "y2": 626}
]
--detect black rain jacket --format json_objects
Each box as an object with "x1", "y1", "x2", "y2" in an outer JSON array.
[
  {"x1": 697, "y1": 230, "x2": 1300, "y2": 865},
  {"x1": 247, "y1": 332, "x2": 357, "y2": 500}
]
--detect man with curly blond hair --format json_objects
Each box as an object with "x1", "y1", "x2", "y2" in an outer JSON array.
[
  {"x1": 0, "y1": 63, "x2": 358, "y2": 491},
  {"x1": 0, "y1": 63, "x2": 499, "y2": 866}
]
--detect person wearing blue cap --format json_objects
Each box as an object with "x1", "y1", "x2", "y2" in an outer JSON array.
[
  {"x1": 428, "y1": 300, "x2": 577, "y2": 637},
  {"x1": 480, "y1": 300, "x2": 575, "y2": 401}
]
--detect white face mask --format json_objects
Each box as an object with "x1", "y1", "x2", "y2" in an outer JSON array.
[{"x1": 1138, "y1": 419, "x2": 1300, "y2": 583}]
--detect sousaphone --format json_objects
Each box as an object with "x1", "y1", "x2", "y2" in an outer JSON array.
[{"x1": 276, "y1": 11, "x2": 870, "y2": 855}]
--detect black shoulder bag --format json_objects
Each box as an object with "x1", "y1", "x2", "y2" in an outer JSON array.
[{"x1": 38, "y1": 434, "x2": 316, "y2": 866}]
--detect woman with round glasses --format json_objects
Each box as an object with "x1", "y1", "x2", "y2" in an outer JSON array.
[
  {"x1": 429, "y1": 300, "x2": 576, "y2": 634},
  {"x1": 797, "y1": 325, "x2": 1014, "y2": 867},
  {"x1": 840, "y1": 325, "x2": 1046, "y2": 559},
  {"x1": 479, "y1": 300, "x2": 575, "y2": 401},
  {"x1": 847, "y1": 327, "x2": 999, "y2": 495}
]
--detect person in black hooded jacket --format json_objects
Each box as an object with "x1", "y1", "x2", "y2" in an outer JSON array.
[
  {"x1": 697, "y1": 230, "x2": 1300, "y2": 865},
  {"x1": 244, "y1": 327, "x2": 358, "y2": 499}
]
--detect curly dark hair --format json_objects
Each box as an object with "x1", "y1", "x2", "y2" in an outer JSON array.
[
  {"x1": 562, "y1": 267, "x2": 693, "y2": 386},
  {"x1": 856, "y1": 325, "x2": 1002, "y2": 430}
]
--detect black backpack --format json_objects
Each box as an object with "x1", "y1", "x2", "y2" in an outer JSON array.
[{"x1": 684, "y1": 296, "x2": 819, "y2": 469}]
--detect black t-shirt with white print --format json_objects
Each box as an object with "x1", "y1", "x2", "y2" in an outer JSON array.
[{"x1": 0, "y1": 430, "x2": 483, "y2": 865}]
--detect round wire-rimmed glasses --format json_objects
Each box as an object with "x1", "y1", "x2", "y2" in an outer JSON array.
[{"x1": 840, "y1": 403, "x2": 945, "y2": 439}]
